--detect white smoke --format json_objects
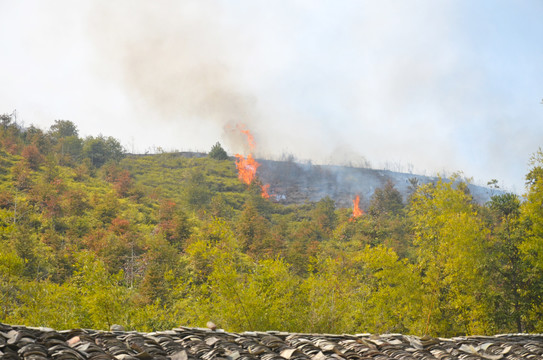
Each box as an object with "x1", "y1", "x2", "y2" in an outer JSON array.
[{"x1": 1, "y1": 1, "x2": 542, "y2": 190}]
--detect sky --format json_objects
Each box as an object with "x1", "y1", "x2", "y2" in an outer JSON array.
[{"x1": 1, "y1": 1, "x2": 542, "y2": 192}]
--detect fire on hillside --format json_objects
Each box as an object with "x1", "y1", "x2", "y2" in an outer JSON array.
[
  {"x1": 234, "y1": 124, "x2": 271, "y2": 199},
  {"x1": 350, "y1": 195, "x2": 363, "y2": 221}
]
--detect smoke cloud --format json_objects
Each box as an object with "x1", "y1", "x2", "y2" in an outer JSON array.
[
  {"x1": 89, "y1": 1, "x2": 462, "y2": 160},
  {"x1": 2, "y1": 1, "x2": 542, "y2": 190},
  {"x1": 88, "y1": 1, "x2": 263, "y2": 154}
]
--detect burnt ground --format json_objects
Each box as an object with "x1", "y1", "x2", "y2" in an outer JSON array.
[{"x1": 256, "y1": 158, "x2": 498, "y2": 209}]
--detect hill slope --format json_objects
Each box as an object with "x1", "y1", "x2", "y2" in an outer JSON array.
[
  {"x1": 124, "y1": 152, "x2": 498, "y2": 208},
  {"x1": 2, "y1": 117, "x2": 539, "y2": 336},
  {"x1": 257, "y1": 158, "x2": 498, "y2": 207}
]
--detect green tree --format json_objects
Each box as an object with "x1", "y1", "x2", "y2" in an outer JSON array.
[
  {"x1": 312, "y1": 196, "x2": 337, "y2": 237},
  {"x1": 9, "y1": 280, "x2": 82, "y2": 330},
  {"x1": 409, "y1": 176, "x2": 491, "y2": 335},
  {"x1": 0, "y1": 249, "x2": 24, "y2": 320},
  {"x1": 70, "y1": 251, "x2": 133, "y2": 329},
  {"x1": 0, "y1": 112, "x2": 23, "y2": 154},
  {"x1": 203, "y1": 258, "x2": 303, "y2": 332},
  {"x1": 519, "y1": 149, "x2": 543, "y2": 330},
  {"x1": 486, "y1": 193, "x2": 533, "y2": 332},
  {"x1": 208, "y1": 142, "x2": 228, "y2": 160},
  {"x1": 183, "y1": 169, "x2": 213, "y2": 211},
  {"x1": 236, "y1": 200, "x2": 273, "y2": 258},
  {"x1": 301, "y1": 256, "x2": 363, "y2": 333},
  {"x1": 522, "y1": 149, "x2": 543, "y2": 270},
  {"x1": 23, "y1": 126, "x2": 52, "y2": 154},
  {"x1": 368, "y1": 180, "x2": 404, "y2": 216},
  {"x1": 49, "y1": 120, "x2": 78, "y2": 140},
  {"x1": 138, "y1": 235, "x2": 180, "y2": 304},
  {"x1": 353, "y1": 245, "x2": 422, "y2": 334},
  {"x1": 48, "y1": 120, "x2": 82, "y2": 161},
  {"x1": 59, "y1": 136, "x2": 83, "y2": 162},
  {"x1": 82, "y1": 135, "x2": 125, "y2": 167}
]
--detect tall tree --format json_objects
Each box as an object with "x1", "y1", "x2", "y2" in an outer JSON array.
[
  {"x1": 519, "y1": 149, "x2": 543, "y2": 330},
  {"x1": 409, "y1": 176, "x2": 491, "y2": 335},
  {"x1": 486, "y1": 193, "x2": 532, "y2": 332}
]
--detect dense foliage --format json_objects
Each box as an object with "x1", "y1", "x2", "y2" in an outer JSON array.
[{"x1": 1, "y1": 113, "x2": 543, "y2": 336}]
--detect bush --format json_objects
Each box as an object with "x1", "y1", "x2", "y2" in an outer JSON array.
[{"x1": 209, "y1": 142, "x2": 228, "y2": 160}]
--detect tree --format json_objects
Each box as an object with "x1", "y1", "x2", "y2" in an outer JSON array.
[
  {"x1": 312, "y1": 196, "x2": 337, "y2": 237},
  {"x1": 138, "y1": 235, "x2": 179, "y2": 304},
  {"x1": 70, "y1": 251, "x2": 133, "y2": 329},
  {"x1": 521, "y1": 149, "x2": 543, "y2": 272},
  {"x1": 23, "y1": 126, "x2": 51, "y2": 154},
  {"x1": 353, "y1": 245, "x2": 423, "y2": 334},
  {"x1": 236, "y1": 200, "x2": 273, "y2": 258},
  {"x1": 409, "y1": 176, "x2": 491, "y2": 335},
  {"x1": 368, "y1": 180, "x2": 404, "y2": 216},
  {"x1": 300, "y1": 255, "x2": 362, "y2": 333},
  {"x1": 21, "y1": 144, "x2": 44, "y2": 170},
  {"x1": 82, "y1": 135, "x2": 125, "y2": 168},
  {"x1": 486, "y1": 193, "x2": 533, "y2": 332},
  {"x1": 518, "y1": 149, "x2": 543, "y2": 330},
  {"x1": 208, "y1": 142, "x2": 228, "y2": 160},
  {"x1": 103, "y1": 162, "x2": 134, "y2": 197},
  {"x1": 49, "y1": 120, "x2": 78, "y2": 140},
  {"x1": 59, "y1": 136, "x2": 83, "y2": 162},
  {"x1": 183, "y1": 169, "x2": 212, "y2": 211},
  {"x1": 47, "y1": 120, "x2": 82, "y2": 162},
  {"x1": 0, "y1": 113, "x2": 13, "y2": 129},
  {"x1": 364, "y1": 181, "x2": 411, "y2": 258},
  {"x1": 156, "y1": 199, "x2": 191, "y2": 249},
  {"x1": 0, "y1": 249, "x2": 24, "y2": 320},
  {"x1": 203, "y1": 258, "x2": 304, "y2": 332},
  {"x1": 0, "y1": 113, "x2": 23, "y2": 154}
]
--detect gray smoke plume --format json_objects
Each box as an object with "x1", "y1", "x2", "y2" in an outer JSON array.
[
  {"x1": 88, "y1": 1, "x2": 458, "y2": 161},
  {"x1": 89, "y1": 1, "x2": 262, "y2": 154},
  {"x1": 83, "y1": 1, "x2": 543, "y2": 190}
]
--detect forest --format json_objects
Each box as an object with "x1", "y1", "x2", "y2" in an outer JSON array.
[{"x1": 1, "y1": 113, "x2": 543, "y2": 337}]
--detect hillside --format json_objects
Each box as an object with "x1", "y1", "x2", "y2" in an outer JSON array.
[
  {"x1": 122, "y1": 151, "x2": 498, "y2": 210},
  {"x1": 1, "y1": 116, "x2": 543, "y2": 337},
  {"x1": 257, "y1": 158, "x2": 498, "y2": 207}
]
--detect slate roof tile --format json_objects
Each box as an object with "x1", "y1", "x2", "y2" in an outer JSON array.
[{"x1": 2, "y1": 324, "x2": 543, "y2": 360}]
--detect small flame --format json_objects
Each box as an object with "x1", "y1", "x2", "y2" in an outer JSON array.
[
  {"x1": 350, "y1": 195, "x2": 363, "y2": 221},
  {"x1": 237, "y1": 124, "x2": 256, "y2": 151},
  {"x1": 261, "y1": 184, "x2": 270, "y2": 199}
]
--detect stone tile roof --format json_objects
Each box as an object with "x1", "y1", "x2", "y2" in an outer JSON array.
[{"x1": 2, "y1": 323, "x2": 543, "y2": 360}]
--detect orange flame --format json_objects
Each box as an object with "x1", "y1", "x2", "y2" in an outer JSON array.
[
  {"x1": 237, "y1": 124, "x2": 256, "y2": 151},
  {"x1": 235, "y1": 153, "x2": 260, "y2": 185},
  {"x1": 261, "y1": 184, "x2": 270, "y2": 199},
  {"x1": 235, "y1": 125, "x2": 271, "y2": 199},
  {"x1": 350, "y1": 195, "x2": 363, "y2": 221}
]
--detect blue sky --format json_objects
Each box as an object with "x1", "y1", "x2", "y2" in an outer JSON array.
[{"x1": 1, "y1": 1, "x2": 542, "y2": 191}]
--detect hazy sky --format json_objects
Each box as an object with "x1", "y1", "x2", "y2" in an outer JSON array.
[{"x1": 1, "y1": 1, "x2": 542, "y2": 192}]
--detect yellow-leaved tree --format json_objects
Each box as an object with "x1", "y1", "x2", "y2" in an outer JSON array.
[{"x1": 409, "y1": 176, "x2": 491, "y2": 336}]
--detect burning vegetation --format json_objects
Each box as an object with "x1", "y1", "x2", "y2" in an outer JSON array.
[
  {"x1": 234, "y1": 125, "x2": 271, "y2": 199},
  {"x1": 234, "y1": 125, "x2": 367, "y2": 207},
  {"x1": 350, "y1": 195, "x2": 363, "y2": 221},
  {"x1": 234, "y1": 153, "x2": 260, "y2": 185}
]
